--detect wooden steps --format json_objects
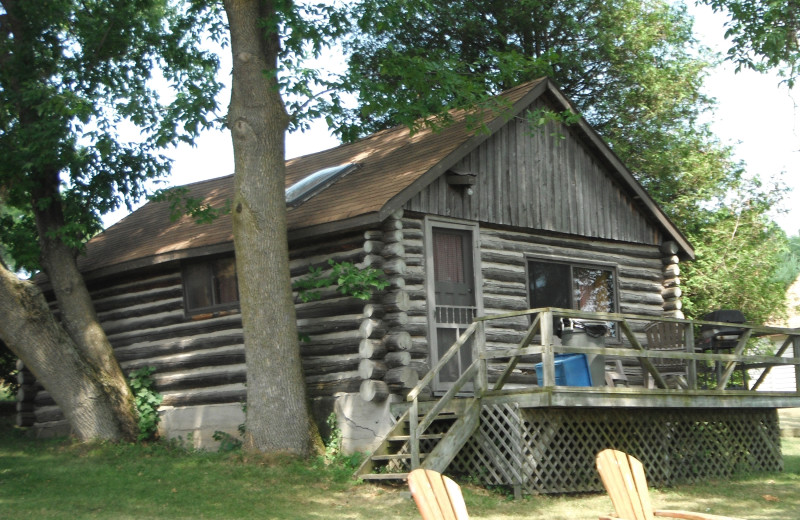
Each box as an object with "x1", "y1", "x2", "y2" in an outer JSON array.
[{"x1": 354, "y1": 398, "x2": 481, "y2": 482}]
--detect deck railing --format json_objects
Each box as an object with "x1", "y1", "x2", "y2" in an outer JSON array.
[{"x1": 403, "y1": 308, "x2": 800, "y2": 469}]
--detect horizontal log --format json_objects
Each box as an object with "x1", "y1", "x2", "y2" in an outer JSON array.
[
  {"x1": 161, "y1": 383, "x2": 246, "y2": 408},
  {"x1": 289, "y1": 232, "x2": 363, "y2": 262},
  {"x1": 409, "y1": 360, "x2": 430, "y2": 374},
  {"x1": 662, "y1": 287, "x2": 682, "y2": 300},
  {"x1": 90, "y1": 273, "x2": 182, "y2": 304},
  {"x1": 359, "y1": 339, "x2": 387, "y2": 359},
  {"x1": 482, "y1": 280, "x2": 528, "y2": 298},
  {"x1": 664, "y1": 264, "x2": 680, "y2": 278},
  {"x1": 388, "y1": 276, "x2": 406, "y2": 289},
  {"x1": 384, "y1": 312, "x2": 409, "y2": 328},
  {"x1": 385, "y1": 331, "x2": 413, "y2": 352},
  {"x1": 382, "y1": 230, "x2": 403, "y2": 243},
  {"x1": 297, "y1": 314, "x2": 362, "y2": 337},
  {"x1": 364, "y1": 230, "x2": 384, "y2": 240},
  {"x1": 114, "y1": 331, "x2": 244, "y2": 362},
  {"x1": 95, "y1": 286, "x2": 184, "y2": 315},
  {"x1": 16, "y1": 401, "x2": 35, "y2": 412},
  {"x1": 107, "y1": 313, "x2": 243, "y2": 349},
  {"x1": 381, "y1": 242, "x2": 405, "y2": 258},
  {"x1": 121, "y1": 345, "x2": 245, "y2": 374},
  {"x1": 660, "y1": 241, "x2": 679, "y2": 255},
  {"x1": 359, "y1": 359, "x2": 387, "y2": 380},
  {"x1": 663, "y1": 276, "x2": 681, "y2": 288},
  {"x1": 295, "y1": 297, "x2": 377, "y2": 320},
  {"x1": 300, "y1": 330, "x2": 361, "y2": 356},
  {"x1": 384, "y1": 366, "x2": 418, "y2": 389},
  {"x1": 289, "y1": 247, "x2": 363, "y2": 277},
  {"x1": 153, "y1": 365, "x2": 246, "y2": 392},
  {"x1": 306, "y1": 373, "x2": 361, "y2": 397},
  {"x1": 102, "y1": 309, "x2": 187, "y2": 337},
  {"x1": 382, "y1": 258, "x2": 406, "y2": 276},
  {"x1": 17, "y1": 412, "x2": 36, "y2": 427},
  {"x1": 16, "y1": 369, "x2": 35, "y2": 386},
  {"x1": 664, "y1": 299, "x2": 683, "y2": 311},
  {"x1": 363, "y1": 240, "x2": 385, "y2": 254},
  {"x1": 360, "y1": 380, "x2": 390, "y2": 402},
  {"x1": 35, "y1": 405, "x2": 64, "y2": 424},
  {"x1": 358, "y1": 319, "x2": 386, "y2": 339},
  {"x1": 482, "y1": 267, "x2": 526, "y2": 284},
  {"x1": 361, "y1": 254, "x2": 384, "y2": 268},
  {"x1": 98, "y1": 295, "x2": 184, "y2": 325},
  {"x1": 662, "y1": 255, "x2": 679, "y2": 266},
  {"x1": 303, "y1": 353, "x2": 362, "y2": 377},
  {"x1": 383, "y1": 290, "x2": 410, "y2": 312},
  {"x1": 481, "y1": 228, "x2": 662, "y2": 262},
  {"x1": 16, "y1": 385, "x2": 37, "y2": 403},
  {"x1": 385, "y1": 351, "x2": 411, "y2": 368}
]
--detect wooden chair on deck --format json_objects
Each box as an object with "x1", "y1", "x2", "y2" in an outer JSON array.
[
  {"x1": 642, "y1": 321, "x2": 689, "y2": 389},
  {"x1": 595, "y1": 449, "x2": 745, "y2": 520},
  {"x1": 407, "y1": 468, "x2": 469, "y2": 520}
]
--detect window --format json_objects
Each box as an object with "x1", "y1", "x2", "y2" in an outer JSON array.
[
  {"x1": 528, "y1": 259, "x2": 617, "y2": 334},
  {"x1": 183, "y1": 256, "x2": 239, "y2": 314}
]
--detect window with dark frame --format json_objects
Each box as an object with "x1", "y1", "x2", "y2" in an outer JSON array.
[
  {"x1": 528, "y1": 259, "x2": 618, "y2": 336},
  {"x1": 182, "y1": 256, "x2": 239, "y2": 314}
]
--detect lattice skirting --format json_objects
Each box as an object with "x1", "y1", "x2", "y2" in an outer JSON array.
[{"x1": 447, "y1": 405, "x2": 782, "y2": 495}]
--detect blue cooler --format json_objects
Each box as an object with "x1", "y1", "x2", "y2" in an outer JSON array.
[{"x1": 535, "y1": 353, "x2": 593, "y2": 386}]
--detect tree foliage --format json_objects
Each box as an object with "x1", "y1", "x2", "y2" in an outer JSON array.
[
  {"x1": 701, "y1": 0, "x2": 800, "y2": 86},
  {"x1": 0, "y1": 0, "x2": 223, "y2": 271},
  {"x1": 337, "y1": 0, "x2": 789, "y2": 323}
]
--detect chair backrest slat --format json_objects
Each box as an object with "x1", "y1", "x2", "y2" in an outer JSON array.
[
  {"x1": 408, "y1": 468, "x2": 469, "y2": 520},
  {"x1": 596, "y1": 449, "x2": 654, "y2": 520}
]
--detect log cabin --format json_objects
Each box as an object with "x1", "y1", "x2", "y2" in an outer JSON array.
[{"x1": 23, "y1": 78, "x2": 800, "y2": 494}]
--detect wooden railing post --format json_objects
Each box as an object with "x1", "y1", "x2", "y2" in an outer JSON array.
[
  {"x1": 474, "y1": 320, "x2": 488, "y2": 396},
  {"x1": 794, "y1": 334, "x2": 800, "y2": 393},
  {"x1": 409, "y1": 399, "x2": 420, "y2": 469},
  {"x1": 541, "y1": 310, "x2": 555, "y2": 387},
  {"x1": 685, "y1": 323, "x2": 697, "y2": 390}
]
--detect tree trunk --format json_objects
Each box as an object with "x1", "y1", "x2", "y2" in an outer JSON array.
[
  {"x1": 224, "y1": 0, "x2": 322, "y2": 456},
  {"x1": 31, "y1": 184, "x2": 138, "y2": 441},
  {"x1": 0, "y1": 265, "x2": 134, "y2": 441}
]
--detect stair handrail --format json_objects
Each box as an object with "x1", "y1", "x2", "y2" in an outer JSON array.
[{"x1": 405, "y1": 320, "x2": 487, "y2": 469}]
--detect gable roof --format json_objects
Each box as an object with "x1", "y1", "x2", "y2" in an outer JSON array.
[{"x1": 77, "y1": 78, "x2": 693, "y2": 279}]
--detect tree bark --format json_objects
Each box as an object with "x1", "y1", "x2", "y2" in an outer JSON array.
[
  {"x1": 31, "y1": 179, "x2": 138, "y2": 441},
  {"x1": 224, "y1": 0, "x2": 322, "y2": 456},
  {"x1": 0, "y1": 265, "x2": 134, "y2": 440}
]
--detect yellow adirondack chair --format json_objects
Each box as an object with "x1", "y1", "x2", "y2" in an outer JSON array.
[
  {"x1": 407, "y1": 468, "x2": 470, "y2": 520},
  {"x1": 595, "y1": 449, "x2": 746, "y2": 520}
]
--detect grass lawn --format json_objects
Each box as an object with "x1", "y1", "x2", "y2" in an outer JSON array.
[{"x1": 1, "y1": 412, "x2": 798, "y2": 519}]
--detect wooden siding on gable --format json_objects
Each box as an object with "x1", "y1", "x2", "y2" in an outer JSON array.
[{"x1": 405, "y1": 99, "x2": 662, "y2": 246}]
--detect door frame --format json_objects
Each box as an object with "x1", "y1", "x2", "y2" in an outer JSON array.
[{"x1": 423, "y1": 217, "x2": 484, "y2": 394}]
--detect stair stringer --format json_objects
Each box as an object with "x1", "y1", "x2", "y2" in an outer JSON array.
[{"x1": 420, "y1": 398, "x2": 481, "y2": 473}]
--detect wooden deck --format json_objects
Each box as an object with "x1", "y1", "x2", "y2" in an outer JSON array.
[{"x1": 355, "y1": 308, "x2": 800, "y2": 494}]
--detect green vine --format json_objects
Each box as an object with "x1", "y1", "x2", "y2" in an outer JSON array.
[
  {"x1": 128, "y1": 366, "x2": 164, "y2": 442},
  {"x1": 293, "y1": 259, "x2": 389, "y2": 303}
]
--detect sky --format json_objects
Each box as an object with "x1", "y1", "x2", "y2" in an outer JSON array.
[{"x1": 105, "y1": 4, "x2": 800, "y2": 236}]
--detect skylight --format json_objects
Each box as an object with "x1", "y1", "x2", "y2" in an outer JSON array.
[{"x1": 285, "y1": 163, "x2": 359, "y2": 207}]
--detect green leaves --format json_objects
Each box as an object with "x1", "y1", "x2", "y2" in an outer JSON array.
[
  {"x1": 702, "y1": 0, "x2": 800, "y2": 86},
  {"x1": 293, "y1": 259, "x2": 389, "y2": 303},
  {"x1": 0, "y1": 0, "x2": 224, "y2": 268},
  {"x1": 128, "y1": 366, "x2": 163, "y2": 442}
]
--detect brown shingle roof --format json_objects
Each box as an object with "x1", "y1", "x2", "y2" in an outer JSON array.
[{"x1": 77, "y1": 78, "x2": 691, "y2": 279}]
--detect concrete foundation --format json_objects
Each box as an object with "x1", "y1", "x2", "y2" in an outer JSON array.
[{"x1": 159, "y1": 403, "x2": 245, "y2": 450}]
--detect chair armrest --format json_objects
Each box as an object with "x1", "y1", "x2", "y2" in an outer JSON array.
[{"x1": 655, "y1": 509, "x2": 746, "y2": 520}]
